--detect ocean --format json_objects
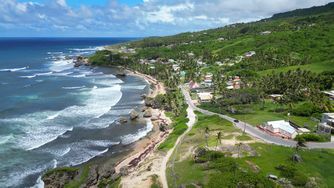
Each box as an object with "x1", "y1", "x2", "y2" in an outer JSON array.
[{"x1": 0, "y1": 38, "x2": 151, "y2": 187}]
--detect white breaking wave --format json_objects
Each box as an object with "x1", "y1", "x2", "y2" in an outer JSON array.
[
  {"x1": 1, "y1": 159, "x2": 56, "y2": 188},
  {"x1": 20, "y1": 75, "x2": 37, "y2": 79},
  {"x1": 69, "y1": 46, "x2": 105, "y2": 52},
  {"x1": 122, "y1": 85, "x2": 147, "y2": 90},
  {"x1": 0, "y1": 79, "x2": 123, "y2": 151},
  {"x1": 32, "y1": 176, "x2": 44, "y2": 188},
  {"x1": 62, "y1": 86, "x2": 86, "y2": 90},
  {"x1": 49, "y1": 59, "x2": 73, "y2": 72},
  {"x1": 46, "y1": 113, "x2": 60, "y2": 120},
  {"x1": 20, "y1": 72, "x2": 54, "y2": 79},
  {"x1": 36, "y1": 72, "x2": 53, "y2": 76},
  {"x1": 121, "y1": 119, "x2": 153, "y2": 145},
  {"x1": 71, "y1": 74, "x2": 86, "y2": 78},
  {"x1": 0, "y1": 134, "x2": 14, "y2": 145},
  {"x1": 0, "y1": 66, "x2": 28, "y2": 72},
  {"x1": 69, "y1": 148, "x2": 109, "y2": 166}
]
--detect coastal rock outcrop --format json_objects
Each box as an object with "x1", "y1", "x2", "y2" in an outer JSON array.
[
  {"x1": 143, "y1": 108, "x2": 153, "y2": 118},
  {"x1": 42, "y1": 167, "x2": 79, "y2": 188},
  {"x1": 86, "y1": 165, "x2": 99, "y2": 186},
  {"x1": 119, "y1": 117, "x2": 128, "y2": 124},
  {"x1": 43, "y1": 164, "x2": 120, "y2": 188},
  {"x1": 130, "y1": 110, "x2": 139, "y2": 120},
  {"x1": 74, "y1": 56, "x2": 90, "y2": 67}
]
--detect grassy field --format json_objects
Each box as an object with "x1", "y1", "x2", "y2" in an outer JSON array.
[
  {"x1": 259, "y1": 60, "x2": 334, "y2": 76},
  {"x1": 167, "y1": 112, "x2": 334, "y2": 187},
  {"x1": 200, "y1": 101, "x2": 319, "y2": 130},
  {"x1": 167, "y1": 113, "x2": 237, "y2": 188},
  {"x1": 237, "y1": 143, "x2": 334, "y2": 186}
]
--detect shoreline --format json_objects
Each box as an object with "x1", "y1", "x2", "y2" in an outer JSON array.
[
  {"x1": 113, "y1": 69, "x2": 170, "y2": 173},
  {"x1": 42, "y1": 67, "x2": 171, "y2": 187}
]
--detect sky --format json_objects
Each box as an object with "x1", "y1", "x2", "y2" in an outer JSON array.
[{"x1": 1, "y1": 0, "x2": 333, "y2": 37}]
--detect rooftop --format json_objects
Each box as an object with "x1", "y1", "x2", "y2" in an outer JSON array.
[{"x1": 267, "y1": 120, "x2": 296, "y2": 134}]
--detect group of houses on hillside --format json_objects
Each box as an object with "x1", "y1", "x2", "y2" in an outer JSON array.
[{"x1": 189, "y1": 73, "x2": 243, "y2": 104}]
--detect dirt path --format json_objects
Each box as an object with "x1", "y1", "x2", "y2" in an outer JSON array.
[{"x1": 160, "y1": 105, "x2": 196, "y2": 188}]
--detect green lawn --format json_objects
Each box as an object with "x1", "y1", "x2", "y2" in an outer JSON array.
[{"x1": 259, "y1": 60, "x2": 334, "y2": 76}]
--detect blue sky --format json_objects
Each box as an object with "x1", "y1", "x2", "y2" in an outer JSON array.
[{"x1": 1, "y1": 0, "x2": 333, "y2": 37}]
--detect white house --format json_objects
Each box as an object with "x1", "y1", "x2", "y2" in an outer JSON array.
[
  {"x1": 264, "y1": 120, "x2": 297, "y2": 139},
  {"x1": 244, "y1": 51, "x2": 256, "y2": 58},
  {"x1": 197, "y1": 92, "x2": 213, "y2": 103},
  {"x1": 260, "y1": 31, "x2": 272, "y2": 35},
  {"x1": 321, "y1": 113, "x2": 334, "y2": 127},
  {"x1": 323, "y1": 91, "x2": 334, "y2": 100},
  {"x1": 172, "y1": 64, "x2": 180, "y2": 72}
]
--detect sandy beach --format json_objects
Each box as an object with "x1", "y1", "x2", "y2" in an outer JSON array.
[{"x1": 112, "y1": 70, "x2": 174, "y2": 188}]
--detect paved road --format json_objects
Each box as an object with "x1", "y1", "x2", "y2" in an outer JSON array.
[{"x1": 181, "y1": 86, "x2": 334, "y2": 149}]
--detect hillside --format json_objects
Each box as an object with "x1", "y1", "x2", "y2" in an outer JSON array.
[{"x1": 88, "y1": 4, "x2": 334, "y2": 187}]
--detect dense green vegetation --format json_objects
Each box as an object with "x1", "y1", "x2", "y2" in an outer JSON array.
[{"x1": 64, "y1": 166, "x2": 90, "y2": 188}]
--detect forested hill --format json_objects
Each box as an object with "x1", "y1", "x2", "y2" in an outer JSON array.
[
  {"x1": 126, "y1": 2, "x2": 334, "y2": 75},
  {"x1": 271, "y1": 2, "x2": 334, "y2": 19}
]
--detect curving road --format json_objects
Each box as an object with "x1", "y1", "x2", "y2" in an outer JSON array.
[{"x1": 181, "y1": 86, "x2": 334, "y2": 149}]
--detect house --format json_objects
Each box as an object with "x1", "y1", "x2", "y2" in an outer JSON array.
[
  {"x1": 215, "y1": 61, "x2": 223, "y2": 66},
  {"x1": 264, "y1": 120, "x2": 298, "y2": 139},
  {"x1": 244, "y1": 51, "x2": 256, "y2": 58},
  {"x1": 226, "y1": 85, "x2": 234, "y2": 90},
  {"x1": 269, "y1": 94, "x2": 283, "y2": 101},
  {"x1": 203, "y1": 73, "x2": 213, "y2": 87},
  {"x1": 197, "y1": 92, "x2": 213, "y2": 103},
  {"x1": 187, "y1": 52, "x2": 195, "y2": 57},
  {"x1": 321, "y1": 113, "x2": 334, "y2": 127},
  {"x1": 168, "y1": 59, "x2": 176, "y2": 64},
  {"x1": 149, "y1": 59, "x2": 157, "y2": 64},
  {"x1": 197, "y1": 60, "x2": 206, "y2": 66},
  {"x1": 172, "y1": 64, "x2": 180, "y2": 72},
  {"x1": 189, "y1": 81, "x2": 200, "y2": 90},
  {"x1": 232, "y1": 76, "x2": 241, "y2": 89},
  {"x1": 260, "y1": 31, "x2": 272, "y2": 35},
  {"x1": 323, "y1": 90, "x2": 334, "y2": 100}
]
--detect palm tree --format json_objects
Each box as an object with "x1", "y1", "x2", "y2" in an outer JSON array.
[
  {"x1": 237, "y1": 143, "x2": 242, "y2": 158},
  {"x1": 204, "y1": 127, "x2": 210, "y2": 147},
  {"x1": 216, "y1": 131, "x2": 222, "y2": 151}
]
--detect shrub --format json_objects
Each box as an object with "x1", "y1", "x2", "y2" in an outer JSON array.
[
  {"x1": 276, "y1": 164, "x2": 308, "y2": 186},
  {"x1": 291, "y1": 102, "x2": 321, "y2": 116},
  {"x1": 295, "y1": 133, "x2": 329, "y2": 142}
]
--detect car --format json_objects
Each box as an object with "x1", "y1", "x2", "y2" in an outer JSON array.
[{"x1": 234, "y1": 119, "x2": 239, "y2": 123}]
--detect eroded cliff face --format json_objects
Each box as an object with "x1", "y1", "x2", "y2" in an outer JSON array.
[{"x1": 42, "y1": 163, "x2": 120, "y2": 188}]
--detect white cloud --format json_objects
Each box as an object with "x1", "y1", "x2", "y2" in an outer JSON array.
[{"x1": 0, "y1": 0, "x2": 333, "y2": 36}]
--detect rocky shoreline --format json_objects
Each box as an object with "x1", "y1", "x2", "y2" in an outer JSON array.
[{"x1": 42, "y1": 61, "x2": 171, "y2": 188}]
